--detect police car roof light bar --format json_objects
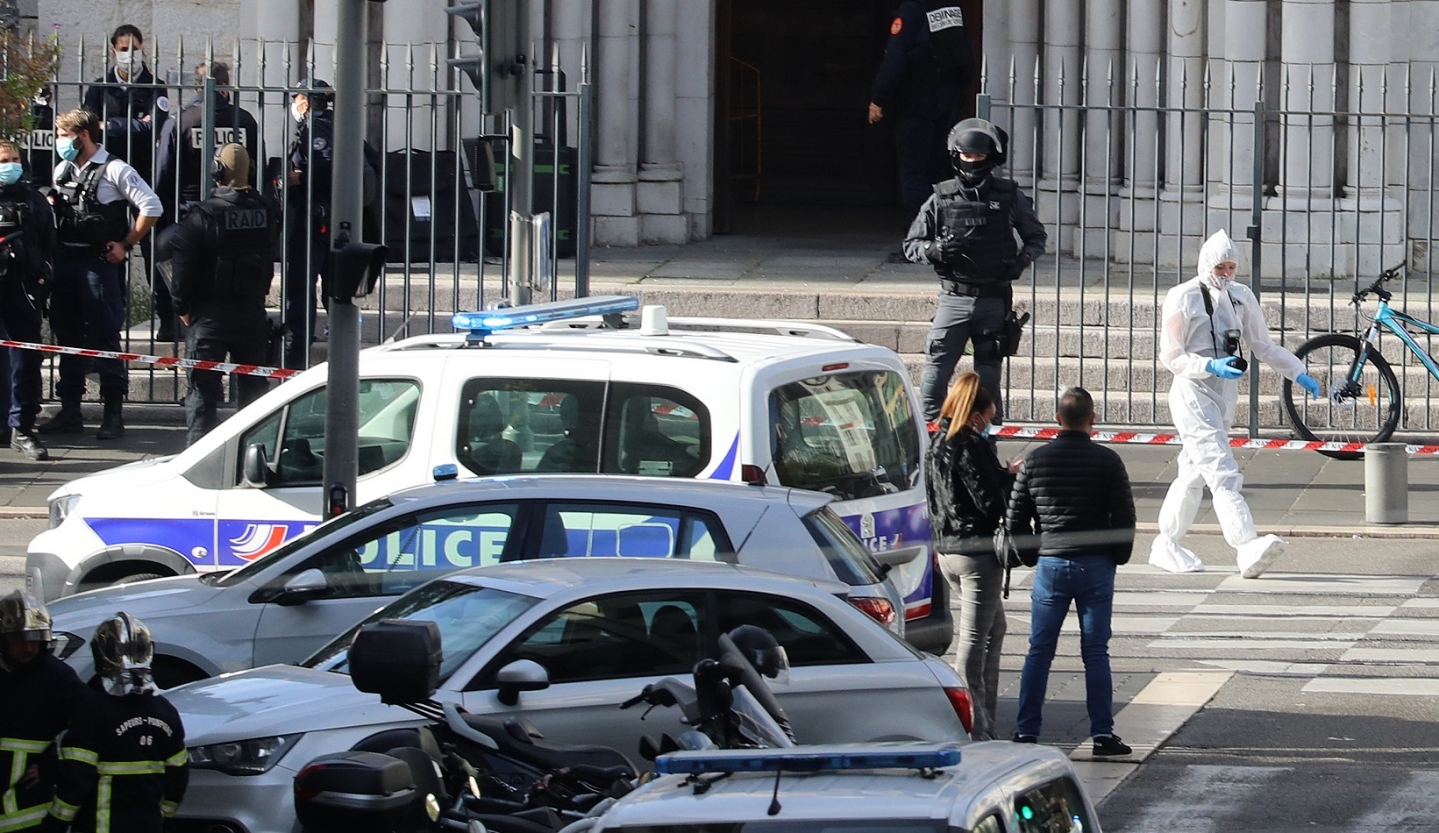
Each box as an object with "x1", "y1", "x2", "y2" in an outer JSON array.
[
  {"x1": 452, "y1": 296, "x2": 640, "y2": 344},
  {"x1": 654, "y1": 743, "x2": 962, "y2": 776}
]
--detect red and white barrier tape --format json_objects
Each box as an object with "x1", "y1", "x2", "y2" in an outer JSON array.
[
  {"x1": 991, "y1": 424, "x2": 1439, "y2": 455},
  {"x1": 0, "y1": 339, "x2": 301, "y2": 380}
]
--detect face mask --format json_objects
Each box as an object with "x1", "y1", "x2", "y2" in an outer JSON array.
[
  {"x1": 0, "y1": 163, "x2": 23, "y2": 186},
  {"x1": 1206, "y1": 267, "x2": 1236, "y2": 291},
  {"x1": 955, "y1": 157, "x2": 995, "y2": 186},
  {"x1": 55, "y1": 137, "x2": 79, "y2": 162},
  {"x1": 115, "y1": 48, "x2": 141, "y2": 72},
  {"x1": 291, "y1": 101, "x2": 306, "y2": 123}
]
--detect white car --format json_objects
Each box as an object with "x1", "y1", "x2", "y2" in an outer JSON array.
[
  {"x1": 46, "y1": 475, "x2": 905, "y2": 687},
  {"x1": 595, "y1": 742, "x2": 1102, "y2": 833},
  {"x1": 165, "y1": 558, "x2": 973, "y2": 833},
  {"x1": 27, "y1": 296, "x2": 951, "y2": 654}
]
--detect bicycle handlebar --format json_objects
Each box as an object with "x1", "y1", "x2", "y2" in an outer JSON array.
[{"x1": 1352, "y1": 263, "x2": 1404, "y2": 305}]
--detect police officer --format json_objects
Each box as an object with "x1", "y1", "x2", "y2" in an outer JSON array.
[
  {"x1": 38, "y1": 109, "x2": 164, "y2": 441},
  {"x1": 0, "y1": 590, "x2": 91, "y2": 833},
  {"x1": 41, "y1": 612, "x2": 188, "y2": 833},
  {"x1": 0, "y1": 141, "x2": 57, "y2": 461},
  {"x1": 83, "y1": 24, "x2": 175, "y2": 341},
  {"x1": 169, "y1": 144, "x2": 280, "y2": 446},
  {"x1": 869, "y1": 1, "x2": 976, "y2": 215},
  {"x1": 281, "y1": 79, "x2": 335, "y2": 370},
  {"x1": 903, "y1": 118, "x2": 1046, "y2": 427},
  {"x1": 154, "y1": 62, "x2": 260, "y2": 224}
]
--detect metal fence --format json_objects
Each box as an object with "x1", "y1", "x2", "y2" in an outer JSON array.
[
  {"x1": 20, "y1": 34, "x2": 591, "y2": 403},
  {"x1": 982, "y1": 57, "x2": 1439, "y2": 435}
]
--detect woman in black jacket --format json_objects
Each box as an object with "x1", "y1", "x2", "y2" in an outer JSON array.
[{"x1": 926, "y1": 372, "x2": 1019, "y2": 739}]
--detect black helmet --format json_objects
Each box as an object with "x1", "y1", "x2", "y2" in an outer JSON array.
[
  {"x1": 727, "y1": 625, "x2": 789, "y2": 684},
  {"x1": 300, "y1": 78, "x2": 334, "y2": 110},
  {"x1": 0, "y1": 590, "x2": 51, "y2": 643},
  {"x1": 91, "y1": 612, "x2": 156, "y2": 695},
  {"x1": 947, "y1": 118, "x2": 1009, "y2": 184}
]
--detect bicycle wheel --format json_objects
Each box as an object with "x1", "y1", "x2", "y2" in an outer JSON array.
[{"x1": 1282, "y1": 333, "x2": 1402, "y2": 460}]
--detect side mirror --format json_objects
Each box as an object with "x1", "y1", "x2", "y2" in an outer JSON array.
[
  {"x1": 495, "y1": 659, "x2": 550, "y2": 706},
  {"x1": 243, "y1": 443, "x2": 272, "y2": 488},
  {"x1": 276, "y1": 568, "x2": 327, "y2": 606}
]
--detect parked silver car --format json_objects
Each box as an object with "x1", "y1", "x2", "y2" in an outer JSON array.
[
  {"x1": 166, "y1": 558, "x2": 971, "y2": 833},
  {"x1": 47, "y1": 475, "x2": 906, "y2": 687}
]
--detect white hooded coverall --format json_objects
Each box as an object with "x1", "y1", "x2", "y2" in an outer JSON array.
[{"x1": 1151, "y1": 230, "x2": 1306, "y2": 575}]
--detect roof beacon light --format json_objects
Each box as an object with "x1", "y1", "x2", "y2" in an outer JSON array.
[
  {"x1": 452, "y1": 296, "x2": 640, "y2": 344},
  {"x1": 654, "y1": 743, "x2": 961, "y2": 776}
]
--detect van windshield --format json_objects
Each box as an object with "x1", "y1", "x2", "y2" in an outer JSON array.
[{"x1": 769, "y1": 370, "x2": 920, "y2": 501}]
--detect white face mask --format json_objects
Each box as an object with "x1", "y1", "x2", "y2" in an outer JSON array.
[
  {"x1": 115, "y1": 48, "x2": 142, "y2": 73},
  {"x1": 1206, "y1": 267, "x2": 1236, "y2": 291},
  {"x1": 290, "y1": 100, "x2": 306, "y2": 123}
]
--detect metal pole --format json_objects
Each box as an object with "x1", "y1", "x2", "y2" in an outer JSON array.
[
  {"x1": 321, "y1": 0, "x2": 367, "y2": 516},
  {"x1": 575, "y1": 57, "x2": 592, "y2": 298},
  {"x1": 200, "y1": 74, "x2": 216, "y2": 201},
  {"x1": 1247, "y1": 100, "x2": 1264, "y2": 439},
  {"x1": 507, "y1": 29, "x2": 534, "y2": 304}
]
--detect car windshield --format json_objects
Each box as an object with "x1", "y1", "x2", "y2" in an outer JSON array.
[
  {"x1": 802, "y1": 507, "x2": 885, "y2": 586},
  {"x1": 213, "y1": 499, "x2": 395, "y2": 587},
  {"x1": 608, "y1": 823, "x2": 947, "y2": 833},
  {"x1": 304, "y1": 580, "x2": 539, "y2": 682}
]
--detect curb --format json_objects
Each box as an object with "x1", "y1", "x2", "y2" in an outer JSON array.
[
  {"x1": 1134, "y1": 522, "x2": 1439, "y2": 540},
  {"x1": 0, "y1": 507, "x2": 46, "y2": 519}
]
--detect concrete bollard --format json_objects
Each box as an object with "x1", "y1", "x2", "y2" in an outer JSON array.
[{"x1": 1365, "y1": 443, "x2": 1408, "y2": 524}]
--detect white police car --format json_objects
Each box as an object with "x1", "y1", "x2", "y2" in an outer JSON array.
[
  {"x1": 593, "y1": 743, "x2": 1102, "y2": 833},
  {"x1": 27, "y1": 296, "x2": 948, "y2": 652}
]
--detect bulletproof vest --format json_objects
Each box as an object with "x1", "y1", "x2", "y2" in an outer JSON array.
[
  {"x1": 195, "y1": 191, "x2": 276, "y2": 299},
  {"x1": 934, "y1": 178, "x2": 1020, "y2": 284},
  {"x1": 53, "y1": 159, "x2": 130, "y2": 253},
  {"x1": 180, "y1": 106, "x2": 255, "y2": 204},
  {"x1": 0, "y1": 197, "x2": 26, "y2": 282}
]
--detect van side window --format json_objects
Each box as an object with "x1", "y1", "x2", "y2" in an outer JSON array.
[
  {"x1": 238, "y1": 380, "x2": 422, "y2": 486},
  {"x1": 455, "y1": 380, "x2": 605, "y2": 476},
  {"x1": 769, "y1": 370, "x2": 920, "y2": 501},
  {"x1": 1015, "y1": 777, "x2": 1093, "y2": 833},
  {"x1": 602, "y1": 384, "x2": 710, "y2": 478}
]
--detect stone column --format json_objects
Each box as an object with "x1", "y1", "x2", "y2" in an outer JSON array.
[
  {"x1": 1164, "y1": 0, "x2": 1206, "y2": 196},
  {"x1": 1346, "y1": 0, "x2": 1404, "y2": 276},
  {"x1": 242, "y1": 0, "x2": 305, "y2": 165},
  {"x1": 638, "y1": 0, "x2": 685, "y2": 243},
  {"x1": 1206, "y1": 0, "x2": 1266, "y2": 216},
  {"x1": 1037, "y1": 0, "x2": 1080, "y2": 251},
  {"x1": 1080, "y1": 0, "x2": 1123, "y2": 256},
  {"x1": 1278, "y1": 0, "x2": 1335, "y2": 200},
  {"x1": 380, "y1": 2, "x2": 449, "y2": 151},
  {"x1": 981, "y1": 0, "x2": 1011, "y2": 100},
  {"x1": 1005, "y1": 0, "x2": 1040, "y2": 188},
  {"x1": 674, "y1": 0, "x2": 714, "y2": 240},
  {"x1": 311, "y1": 0, "x2": 339, "y2": 82},
  {"x1": 592, "y1": 0, "x2": 641, "y2": 246},
  {"x1": 1119, "y1": 0, "x2": 1165, "y2": 258}
]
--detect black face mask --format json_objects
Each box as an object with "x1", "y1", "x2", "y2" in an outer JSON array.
[{"x1": 955, "y1": 157, "x2": 995, "y2": 185}]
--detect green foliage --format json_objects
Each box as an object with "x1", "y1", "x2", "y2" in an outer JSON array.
[{"x1": 0, "y1": 28, "x2": 60, "y2": 143}]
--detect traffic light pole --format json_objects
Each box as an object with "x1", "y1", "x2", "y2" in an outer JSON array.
[
  {"x1": 321, "y1": 0, "x2": 368, "y2": 516},
  {"x1": 506, "y1": 41, "x2": 534, "y2": 305}
]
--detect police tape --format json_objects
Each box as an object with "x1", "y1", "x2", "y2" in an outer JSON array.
[
  {"x1": 0, "y1": 339, "x2": 301, "y2": 380},
  {"x1": 992, "y1": 424, "x2": 1439, "y2": 455}
]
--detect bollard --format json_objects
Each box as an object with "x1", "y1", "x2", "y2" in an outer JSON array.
[{"x1": 1365, "y1": 443, "x2": 1408, "y2": 524}]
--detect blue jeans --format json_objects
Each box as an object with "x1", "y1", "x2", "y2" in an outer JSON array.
[{"x1": 1015, "y1": 554, "x2": 1117, "y2": 739}]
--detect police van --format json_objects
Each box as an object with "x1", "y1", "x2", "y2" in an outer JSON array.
[{"x1": 26, "y1": 296, "x2": 950, "y2": 653}]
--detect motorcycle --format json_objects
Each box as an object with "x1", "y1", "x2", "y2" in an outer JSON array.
[{"x1": 293, "y1": 622, "x2": 794, "y2": 833}]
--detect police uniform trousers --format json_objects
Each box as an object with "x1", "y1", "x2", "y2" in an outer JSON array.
[
  {"x1": 281, "y1": 208, "x2": 329, "y2": 368},
  {"x1": 920, "y1": 288, "x2": 1009, "y2": 423},
  {"x1": 0, "y1": 280, "x2": 45, "y2": 432},
  {"x1": 49, "y1": 256, "x2": 129, "y2": 403},
  {"x1": 184, "y1": 300, "x2": 271, "y2": 446},
  {"x1": 894, "y1": 112, "x2": 951, "y2": 215}
]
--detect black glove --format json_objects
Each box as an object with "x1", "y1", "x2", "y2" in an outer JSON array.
[
  {"x1": 1004, "y1": 253, "x2": 1034, "y2": 282},
  {"x1": 927, "y1": 237, "x2": 963, "y2": 265}
]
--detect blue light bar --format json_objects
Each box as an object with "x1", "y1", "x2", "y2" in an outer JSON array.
[
  {"x1": 654, "y1": 743, "x2": 961, "y2": 776},
  {"x1": 432, "y1": 464, "x2": 459, "y2": 481},
  {"x1": 452, "y1": 295, "x2": 640, "y2": 342}
]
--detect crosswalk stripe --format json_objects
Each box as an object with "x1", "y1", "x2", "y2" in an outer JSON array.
[
  {"x1": 1146, "y1": 638, "x2": 1356, "y2": 651},
  {"x1": 1367, "y1": 620, "x2": 1439, "y2": 637},
  {"x1": 1113, "y1": 764, "x2": 1288, "y2": 833},
  {"x1": 1340, "y1": 647, "x2": 1439, "y2": 663},
  {"x1": 1192, "y1": 660, "x2": 1329, "y2": 676},
  {"x1": 1189, "y1": 604, "x2": 1396, "y2": 618},
  {"x1": 1213, "y1": 575, "x2": 1427, "y2": 595},
  {"x1": 1347, "y1": 770, "x2": 1439, "y2": 831},
  {"x1": 1302, "y1": 677, "x2": 1439, "y2": 696}
]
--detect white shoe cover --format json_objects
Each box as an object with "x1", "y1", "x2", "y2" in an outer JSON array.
[
  {"x1": 1237, "y1": 534, "x2": 1287, "y2": 579},
  {"x1": 1149, "y1": 537, "x2": 1205, "y2": 573}
]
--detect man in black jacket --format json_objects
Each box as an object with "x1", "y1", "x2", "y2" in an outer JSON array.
[{"x1": 1005, "y1": 387, "x2": 1136, "y2": 758}]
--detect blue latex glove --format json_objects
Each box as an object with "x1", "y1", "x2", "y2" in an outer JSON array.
[
  {"x1": 1206, "y1": 356, "x2": 1245, "y2": 379},
  {"x1": 1296, "y1": 373, "x2": 1322, "y2": 397}
]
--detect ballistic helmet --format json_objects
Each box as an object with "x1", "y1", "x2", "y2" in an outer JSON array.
[
  {"x1": 91, "y1": 612, "x2": 157, "y2": 696},
  {"x1": 727, "y1": 625, "x2": 790, "y2": 684},
  {"x1": 947, "y1": 118, "x2": 1009, "y2": 184},
  {"x1": 0, "y1": 590, "x2": 51, "y2": 643}
]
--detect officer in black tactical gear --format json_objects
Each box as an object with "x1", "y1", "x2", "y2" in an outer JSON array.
[
  {"x1": 169, "y1": 143, "x2": 281, "y2": 446},
  {"x1": 869, "y1": 1, "x2": 976, "y2": 215},
  {"x1": 41, "y1": 612, "x2": 188, "y2": 833},
  {"x1": 904, "y1": 118, "x2": 1047, "y2": 428},
  {"x1": 154, "y1": 61, "x2": 260, "y2": 224},
  {"x1": 0, "y1": 590, "x2": 91, "y2": 833},
  {"x1": 0, "y1": 141, "x2": 57, "y2": 461},
  {"x1": 280, "y1": 78, "x2": 335, "y2": 371}
]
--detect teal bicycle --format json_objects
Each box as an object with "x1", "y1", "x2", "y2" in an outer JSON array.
[{"x1": 1282, "y1": 265, "x2": 1426, "y2": 459}]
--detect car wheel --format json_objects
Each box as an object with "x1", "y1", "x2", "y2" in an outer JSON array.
[{"x1": 152, "y1": 657, "x2": 208, "y2": 690}]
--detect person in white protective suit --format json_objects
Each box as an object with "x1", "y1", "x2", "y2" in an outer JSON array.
[{"x1": 1150, "y1": 230, "x2": 1322, "y2": 578}]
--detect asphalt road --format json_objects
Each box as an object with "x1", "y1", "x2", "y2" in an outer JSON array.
[{"x1": 5, "y1": 521, "x2": 1436, "y2": 831}]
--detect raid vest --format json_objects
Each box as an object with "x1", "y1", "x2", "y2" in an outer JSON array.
[{"x1": 933, "y1": 177, "x2": 1020, "y2": 284}]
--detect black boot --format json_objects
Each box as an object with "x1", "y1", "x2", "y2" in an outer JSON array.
[
  {"x1": 37, "y1": 402, "x2": 83, "y2": 435},
  {"x1": 96, "y1": 396, "x2": 125, "y2": 440},
  {"x1": 10, "y1": 429, "x2": 48, "y2": 461}
]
